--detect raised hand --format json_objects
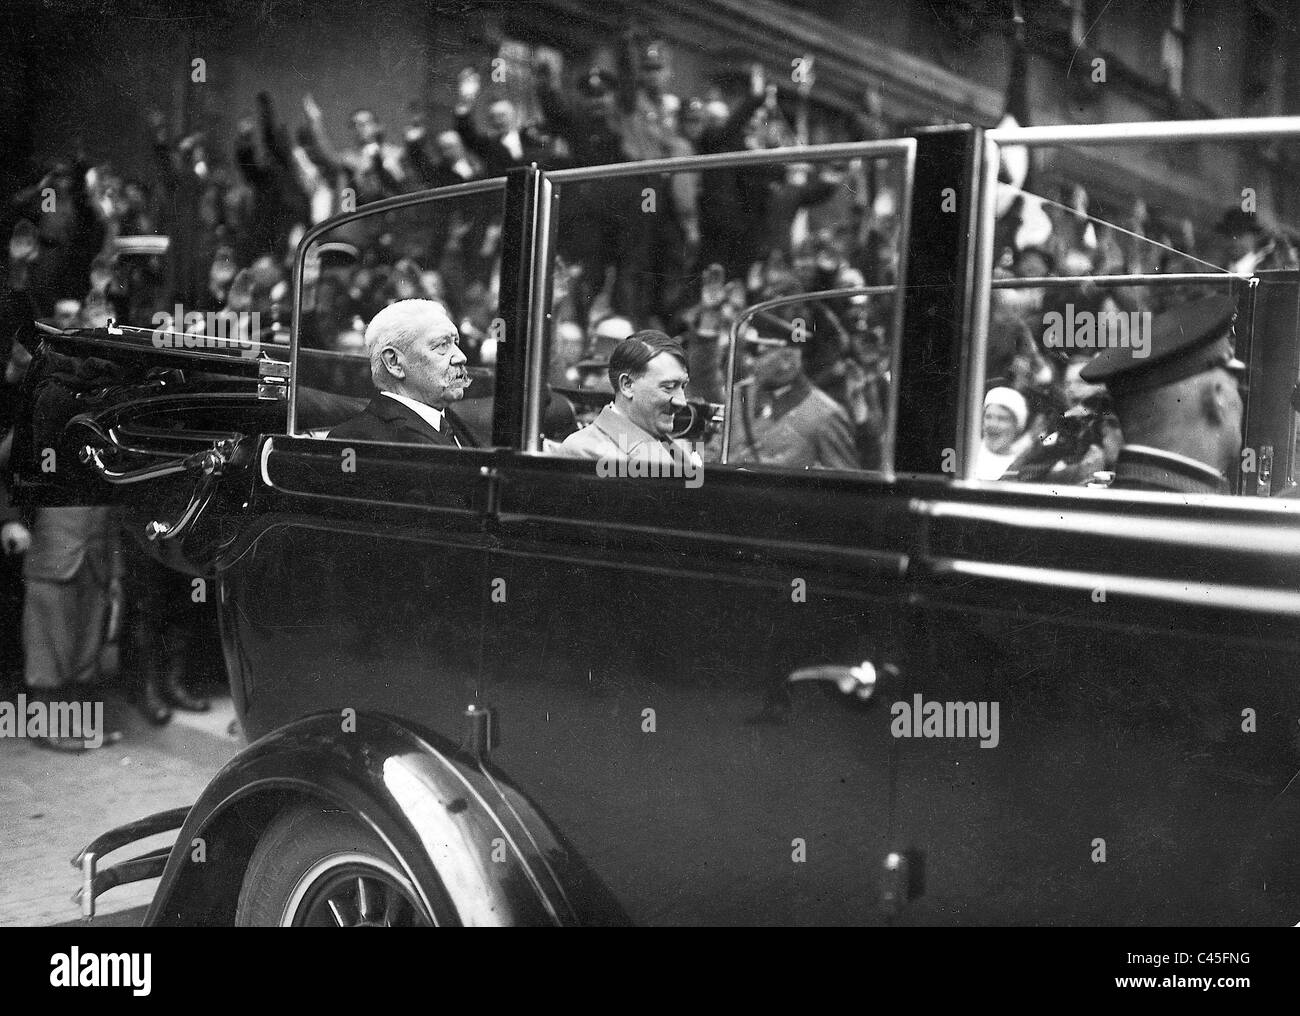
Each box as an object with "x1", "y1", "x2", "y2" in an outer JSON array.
[
  {"x1": 1, "y1": 521, "x2": 31, "y2": 556},
  {"x1": 458, "y1": 68, "x2": 482, "y2": 106},
  {"x1": 146, "y1": 109, "x2": 169, "y2": 141},
  {"x1": 405, "y1": 106, "x2": 427, "y2": 144},
  {"x1": 9, "y1": 220, "x2": 38, "y2": 263}
]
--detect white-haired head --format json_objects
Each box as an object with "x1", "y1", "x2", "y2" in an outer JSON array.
[{"x1": 365, "y1": 299, "x2": 468, "y2": 407}]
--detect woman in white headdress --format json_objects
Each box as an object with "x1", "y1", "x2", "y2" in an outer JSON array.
[{"x1": 975, "y1": 386, "x2": 1030, "y2": 481}]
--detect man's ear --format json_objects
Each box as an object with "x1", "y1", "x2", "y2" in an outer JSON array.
[
  {"x1": 1202, "y1": 375, "x2": 1227, "y2": 425},
  {"x1": 381, "y1": 346, "x2": 405, "y2": 380},
  {"x1": 616, "y1": 371, "x2": 634, "y2": 398}
]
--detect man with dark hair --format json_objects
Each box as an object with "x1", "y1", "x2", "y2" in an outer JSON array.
[
  {"x1": 558, "y1": 330, "x2": 698, "y2": 469},
  {"x1": 1080, "y1": 295, "x2": 1244, "y2": 494}
]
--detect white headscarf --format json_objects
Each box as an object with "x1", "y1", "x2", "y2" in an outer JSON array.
[{"x1": 983, "y1": 386, "x2": 1029, "y2": 433}]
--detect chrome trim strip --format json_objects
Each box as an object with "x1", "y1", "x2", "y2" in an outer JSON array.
[
  {"x1": 933, "y1": 558, "x2": 1300, "y2": 617},
  {"x1": 295, "y1": 346, "x2": 368, "y2": 362},
  {"x1": 921, "y1": 480, "x2": 1300, "y2": 511},
  {"x1": 987, "y1": 116, "x2": 1300, "y2": 147},
  {"x1": 546, "y1": 139, "x2": 915, "y2": 183},
  {"x1": 918, "y1": 499, "x2": 1300, "y2": 554},
  {"x1": 884, "y1": 137, "x2": 916, "y2": 478},
  {"x1": 523, "y1": 175, "x2": 553, "y2": 452},
  {"x1": 299, "y1": 178, "x2": 508, "y2": 242},
  {"x1": 961, "y1": 134, "x2": 1001, "y2": 481},
  {"x1": 991, "y1": 272, "x2": 1250, "y2": 289},
  {"x1": 259, "y1": 436, "x2": 274, "y2": 488}
]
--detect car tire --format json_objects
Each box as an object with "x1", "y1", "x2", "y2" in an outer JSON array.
[{"x1": 235, "y1": 802, "x2": 433, "y2": 927}]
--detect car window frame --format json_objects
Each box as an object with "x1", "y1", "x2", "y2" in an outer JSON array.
[
  {"x1": 964, "y1": 117, "x2": 1300, "y2": 511},
  {"x1": 287, "y1": 176, "x2": 509, "y2": 442},
  {"x1": 526, "y1": 138, "x2": 919, "y2": 475}
]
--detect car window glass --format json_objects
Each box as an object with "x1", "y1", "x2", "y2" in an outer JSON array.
[
  {"x1": 538, "y1": 147, "x2": 911, "y2": 473},
  {"x1": 971, "y1": 134, "x2": 1300, "y2": 498},
  {"x1": 291, "y1": 185, "x2": 503, "y2": 447}
]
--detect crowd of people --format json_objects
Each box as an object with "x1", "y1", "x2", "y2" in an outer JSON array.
[
  {"x1": 0, "y1": 37, "x2": 903, "y2": 746},
  {"x1": 3, "y1": 33, "x2": 1298, "y2": 747}
]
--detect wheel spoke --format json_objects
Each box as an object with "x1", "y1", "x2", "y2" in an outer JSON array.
[
  {"x1": 383, "y1": 889, "x2": 407, "y2": 928},
  {"x1": 356, "y1": 876, "x2": 373, "y2": 922},
  {"x1": 286, "y1": 855, "x2": 426, "y2": 926},
  {"x1": 326, "y1": 898, "x2": 350, "y2": 928}
]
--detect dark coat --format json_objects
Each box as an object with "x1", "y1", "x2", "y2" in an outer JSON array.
[
  {"x1": 535, "y1": 84, "x2": 628, "y2": 169},
  {"x1": 328, "y1": 395, "x2": 476, "y2": 448},
  {"x1": 454, "y1": 113, "x2": 553, "y2": 178}
]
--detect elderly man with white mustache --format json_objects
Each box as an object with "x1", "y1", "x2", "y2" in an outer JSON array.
[{"x1": 329, "y1": 299, "x2": 475, "y2": 447}]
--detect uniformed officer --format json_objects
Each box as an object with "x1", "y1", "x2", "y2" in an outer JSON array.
[{"x1": 1079, "y1": 294, "x2": 1245, "y2": 494}]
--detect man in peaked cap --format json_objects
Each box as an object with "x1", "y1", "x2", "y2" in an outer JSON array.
[
  {"x1": 730, "y1": 324, "x2": 860, "y2": 472},
  {"x1": 1079, "y1": 294, "x2": 1245, "y2": 494}
]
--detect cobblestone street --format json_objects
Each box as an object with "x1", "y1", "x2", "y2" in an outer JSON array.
[{"x1": 0, "y1": 690, "x2": 240, "y2": 927}]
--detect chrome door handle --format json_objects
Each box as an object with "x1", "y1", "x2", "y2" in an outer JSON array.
[{"x1": 786, "y1": 661, "x2": 897, "y2": 704}]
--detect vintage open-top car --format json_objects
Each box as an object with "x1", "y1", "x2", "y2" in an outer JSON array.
[{"x1": 12, "y1": 116, "x2": 1300, "y2": 925}]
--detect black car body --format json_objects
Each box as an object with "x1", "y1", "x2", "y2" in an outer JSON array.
[{"x1": 12, "y1": 118, "x2": 1300, "y2": 926}]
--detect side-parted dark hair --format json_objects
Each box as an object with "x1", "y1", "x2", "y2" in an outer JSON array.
[{"x1": 608, "y1": 330, "x2": 688, "y2": 393}]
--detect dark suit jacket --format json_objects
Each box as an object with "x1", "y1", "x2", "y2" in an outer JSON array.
[{"x1": 328, "y1": 395, "x2": 477, "y2": 448}]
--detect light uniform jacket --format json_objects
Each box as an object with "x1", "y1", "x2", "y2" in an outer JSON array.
[
  {"x1": 730, "y1": 376, "x2": 860, "y2": 471},
  {"x1": 558, "y1": 404, "x2": 698, "y2": 470}
]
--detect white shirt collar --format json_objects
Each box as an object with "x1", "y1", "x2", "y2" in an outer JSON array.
[{"x1": 381, "y1": 390, "x2": 443, "y2": 432}]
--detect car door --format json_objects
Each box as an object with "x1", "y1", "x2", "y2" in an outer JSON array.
[
  {"x1": 220, "y1": 179, "x2": 516, "y2": 748},
  {"x1": 896, "y1": 120, "x2": 1300, "y2": 926},
  {"x1": 906, "y1": 479, "x2": 1300, "y2": 926},
  {"x1": 477, "y1": 140, "x2": 956, "y2": 925}
]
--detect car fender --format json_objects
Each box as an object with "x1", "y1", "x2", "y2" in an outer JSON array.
[{"x1": 144, "y1": 711, "x2": 626, "y2": 926}]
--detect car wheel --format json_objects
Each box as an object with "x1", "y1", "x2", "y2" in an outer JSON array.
[{"x1": 235, "y1": 802, "x2": 434, "y2": 927}]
